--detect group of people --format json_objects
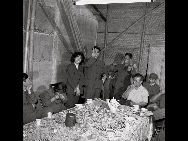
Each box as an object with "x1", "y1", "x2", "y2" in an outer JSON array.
[{"x1": 23, "y1": 45, "x2": 165, "y2": 140}]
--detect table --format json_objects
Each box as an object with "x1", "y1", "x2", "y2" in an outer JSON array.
[{"x1": 23, "y1": 99, "x2": 153, "y2": 141}]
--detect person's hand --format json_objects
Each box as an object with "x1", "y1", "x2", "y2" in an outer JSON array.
[
  {"x1": 55, "y1": 95, "x2": 59, "y2": 99},
  {"x1": 133, "y1": 64, "x2": 137, "y2": 69},
  {"x1": 91, "y1": 49, "x2": 96, "y2": 58},
  {"x1": 76, "y1": 87, "x2": 80, "y2": 96},
  {"x1": 74, "y1": 85, "x2": 79, "y2": 92},
  {"x1": 127, "y1": 66, "x2": 133, "y2": 71},
  {"x1": 51, "y1": 97, "x2": 55, "y2": 102},
  {"x1": 130, "y1": 83, "x2": 136, "y2": 89},
  {"x1": 59, "y1": 94, "x2": 65, "y2": 100},
  {"x1": 130, "y1": 101, "x2": 136, "y2": 106},
  {"x1": 32, "y1": 104, "x2": 36, "y2": 108}
]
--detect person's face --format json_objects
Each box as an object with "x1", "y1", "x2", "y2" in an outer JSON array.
[
  {"x1": 124, "y1": 55, "x2": 131, "y2": 66},
  {"x1": 75, "y1": 55, "x2": 82, "y2": 64},
  {"x1": 23, "y1": 78, "x2": 32, "y2": 91},
  {"x1": 132, "y1": 76, "x2": 142, "y2": 87},
  {"x1": 93, "y1": 48, "x2": 100, "y2": 58},
  {"x1": 23, "y1": 77, "x2": 26, "y2": 82},
  {"x1": 149, "y1": 78, "x2": 156, "y2": 84}
]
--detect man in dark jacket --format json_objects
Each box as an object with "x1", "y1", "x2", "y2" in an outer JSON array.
[
  {"x1": 84, "y1": 46, "x2": 106, "y2": 100},
  {"x1": 23, "y1": 73, "x2": 52, "y2": 125},
  {"x1": 113, "y1": 53, "x2": 137, "y2": 100}
]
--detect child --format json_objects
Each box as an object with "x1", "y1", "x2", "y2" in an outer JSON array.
[{"x1": 143, "y1": 73, "x2": 160, "y2": 101}]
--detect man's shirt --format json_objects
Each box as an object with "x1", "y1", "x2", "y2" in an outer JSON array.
[{"x1": 127, "y1": 85, "x2": 149, "y2": 103}]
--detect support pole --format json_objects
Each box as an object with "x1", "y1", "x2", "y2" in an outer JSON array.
[
  {"x1": 29, "y1": 0, "x2": 37, "y2": 84},
  {"x1": 91, "y1": 4, "x2": 107, "y2": 22},
  {"x1": 138, "y1": 2, "x2": 148, "y2": 73},
  {"x1": 103, "y1": 4, "x2": 109, "y2": 62},
  {"x1": 24, "y1": 0, "x2": 31, "y2": 73}
]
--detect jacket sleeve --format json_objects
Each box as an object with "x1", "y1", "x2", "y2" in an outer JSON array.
[
  {"x1": 28, "y1": 92, "x2": 38, "y2": 104},
  {"x1": 40, "y1": 90, "x2": 52, "y2": 107},
  {"x1": 67, "y1": 65, "x2": 78, "y2": 90},
  {"x1": 85, "y1": 57, "x2": 97, "y2": 68},
  {"x1": 78, "y1": 66, "x2": 85, "y2": 87}
]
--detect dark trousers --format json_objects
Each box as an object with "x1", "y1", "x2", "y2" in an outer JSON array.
[
  {"x1": 104, "y1": 90, "x2": 110, "y2": 100},
  {"x1": 114, "y1": 87, "x2": 126, "y2": 100},
  {"x1": 85, "y1": 87, "x2": 101, "y2": 100},
  {"x1": 65, "y1": 94, "x2": 79, "y2": 109}
]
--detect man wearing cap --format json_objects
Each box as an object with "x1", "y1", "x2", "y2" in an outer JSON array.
[{"x1": 143, "y1": 73, "x2": 160, "y2": 101}]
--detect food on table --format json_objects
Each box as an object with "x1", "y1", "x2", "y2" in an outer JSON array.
[{"x1": 23, "y1": 98, "x2": 153, "y2": 141}]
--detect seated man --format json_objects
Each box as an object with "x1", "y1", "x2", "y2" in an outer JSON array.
[
  {"x1": 23, "y1": 73, "x2": 52, "y2": 125},
  {"x1": 147, "y1": 92, "x2": 165, "y2": 138},
  {"x1": 39, "y1": 82, "x2": 67, "y2": 114},
  {"x1": 143, "y1": 73, "x2": 160, "y2": 102},
  {"x1": 121, "y1": 73, "x2": 149, "y2": 107},
  {"x1": 147, "y1": 93, "x2": 165, "y2": 121}
]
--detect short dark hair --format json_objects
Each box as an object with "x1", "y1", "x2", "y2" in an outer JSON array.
[
  {"x1": 23, "y1": 73, "x2": 28, "y2": 80},
  {"x1": 125, "y1": 53, "x2": 133, "y2": 59},
  {"x1": 93, "y1": 46, "x2": 101, "y2": 52},
  {"x1": 70, "y1": 51, "x2": 85, "y2": 65},
  {"x1": 133, "y1": 73, "x2": 144, "y2": 82},
  {"x1": 51, "y1": 82, "x2": 67, "y2": 93}
]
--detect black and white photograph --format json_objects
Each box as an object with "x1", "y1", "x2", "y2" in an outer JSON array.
[{"x1": 23, "y1": 0, "x2": 165, "y2": 140}]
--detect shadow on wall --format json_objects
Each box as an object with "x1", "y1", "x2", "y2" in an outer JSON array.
[
  {"x1": 56, "y1": 52, "x2": 72, "y2": 84},
  {"x1": 34, "y1": 85, "x2": 47, "y2": 97}
]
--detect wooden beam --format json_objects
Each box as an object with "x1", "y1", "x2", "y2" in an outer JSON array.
[
  {"x1": 97, "y1": 32, "x2": 165, "y2": 35},
  {"x1": 103, "y1": 4, "x2": 108, "y2": 61},
  {"x1": 101, "y1": 1, "x2": 165, "y2": 52},
  {"x1": 29, "y1": 0, "x2": 37, "y2": 84},
  {"x1": 24, "y1": 0, "x2": 31, "y2": 73},
  {"x1": 91, "y1": 4, "x2": 107, "y2": 22},
  {"x1": 37, "y1": 0, "x2": 72, "y2": 53},
  {"x1": 138, "y1": 2, "x2": 148, "y2": 72}
]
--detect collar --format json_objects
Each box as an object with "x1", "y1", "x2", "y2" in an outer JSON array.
[
  {"x1": 74, "y1": 63, "x2": 79, "y2": 69},
  {"x1": 134, "y1": 85, "x2": 143, "y2": 90}
]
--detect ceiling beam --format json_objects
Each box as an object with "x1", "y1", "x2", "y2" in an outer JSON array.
[
  {"x1": 101, "y1": 1, "x2": 165, "y2": 52},
  {"x1": 91, "y1": 4, "x2": 107, "y2": 22}
]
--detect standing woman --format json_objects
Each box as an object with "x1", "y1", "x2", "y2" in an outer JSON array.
[{"x1": 65, "y1": 52, "x2": 85, "y2": 108}]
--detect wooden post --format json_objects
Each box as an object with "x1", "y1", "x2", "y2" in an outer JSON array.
[
  {"x1": 29, "y1": 0, "x2": 37, "y2": 85},
  {"x1": 24, "y1": 0, "x2": 31, "y2": 73},
  {"x1": 138, "y1": 2, "x2": 148, "y2": 73},
  {"x1": 103, "y1": 4, "x2": 108, "y2": 62}
]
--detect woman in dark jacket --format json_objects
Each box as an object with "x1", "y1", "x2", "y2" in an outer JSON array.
[
  {"x1": 65, "y1": 52, "x2": 85, "y2": 108},
  {"x1": 39, "y1": 82, "x2": 67, "y2": 114}
]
